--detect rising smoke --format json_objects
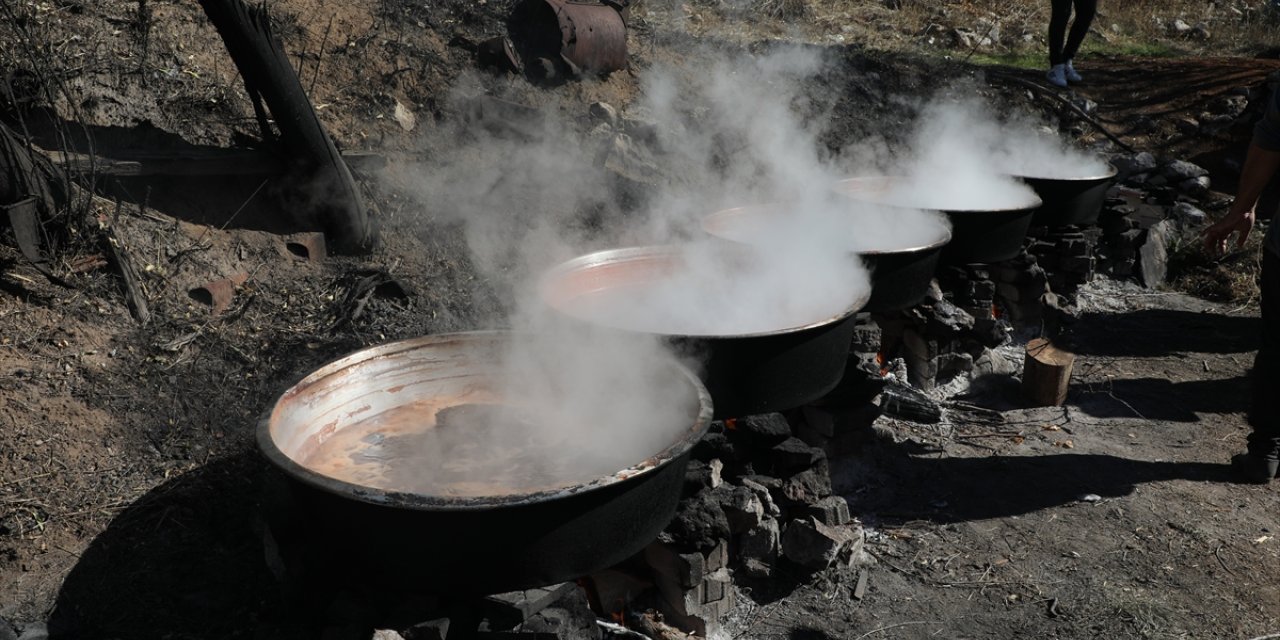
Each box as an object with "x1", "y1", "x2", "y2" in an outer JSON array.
[{"x1": 336, "y1": 49, "x2": 1109, "y2": 496}]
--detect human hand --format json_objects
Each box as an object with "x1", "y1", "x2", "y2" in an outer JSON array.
[{"x1": 1201, "y1": 206, "x2": 1256, "y2": 256}]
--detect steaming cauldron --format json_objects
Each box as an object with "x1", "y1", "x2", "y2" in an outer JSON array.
[
  {"x1": 257, "y1": 331, "x2": 713, "y2": 595},
  {"x1": 540, "y1": 245, "x2": 870, "y2": 419},
  {"x1": 701, "y1": 203, "x2": 952, "y2": 313},
  {"x1": 1013, "y1": 162, "x2": 1118, "y2": 227},
  {"x1": 834, "y1": 176, "x2": 1041, "y2": 265}
]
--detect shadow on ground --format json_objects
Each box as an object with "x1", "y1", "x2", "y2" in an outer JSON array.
[
  {"x1": 845, "y1": 452, "x2": 1235, "y2": 525},
  {"x1": 1063, "y1": 309, "x2": 1259, "y2": 357},
  {"x1": 1070, "y1": 375, "x2": 1251, "y2": 421},
  {"x1": 47, "y1": 453, "x2": 304, "y2": 640}
]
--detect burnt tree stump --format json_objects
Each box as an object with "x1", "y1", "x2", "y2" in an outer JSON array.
[
  {"x1": 198, "y1": 0, "x2": 374, "y2": 254},
  {"x1": 1021, "y1": 337, "x2": 1075, "y2": 407}
]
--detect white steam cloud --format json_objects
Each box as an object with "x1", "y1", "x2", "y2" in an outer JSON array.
[{"x1": 327, "y1": 51, "x2": 1108, "y2": 497}]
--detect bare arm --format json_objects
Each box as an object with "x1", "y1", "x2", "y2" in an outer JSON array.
[{"x1": 1203, "y1": 141, "x2": 1280, "y2": 255}]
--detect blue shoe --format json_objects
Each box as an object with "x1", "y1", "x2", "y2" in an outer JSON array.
[
  {"x1": 1065, "y1": 60, "x2": 1083, "y2": 83},
  {"x1": 1046, "y1": 64, "x2": 1068, "y2": 88}
]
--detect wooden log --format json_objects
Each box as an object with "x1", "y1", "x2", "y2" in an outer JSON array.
[
  {"x1": 105, "y1": 228, "x2": 151, "y2": 325},
  {"x1": 197, "y1": 0, "x2": 374, "y2": 254},
  {"x1": 1022, "y1": 337, "x2": 1075, "y2": 407}
]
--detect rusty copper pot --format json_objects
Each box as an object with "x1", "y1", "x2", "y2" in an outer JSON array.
[
  {"x1": 539, "y1": 245, "x2": 870, "y2": 418},
  {"x1": 834, "y1": 176, "x2": 1041, "y2": 265},
  {"x1": 257, "y1": 331, "x2": 712, "y2": 595}
]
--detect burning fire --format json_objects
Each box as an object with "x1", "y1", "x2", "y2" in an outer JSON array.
[
  {"x1": 724, "y1": 418, "x2": 738, "y2": 430},
  {"x1": 992, "y1": 303, "x2": 1002, "y2": 319},
  {"x1": 876, "y1": 352, "x2": 890, "y2": 377}
]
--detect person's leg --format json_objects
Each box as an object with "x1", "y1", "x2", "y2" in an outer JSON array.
[
  {"x1": 1048, "y1": 0, "x2": 1072, "y2": 66},
  {"x1": 1062, "y1": 0, "x2": 1098, "y2": 62},
  {"x1": 1245, "y1": 249, "x2": 1280, "y2": 467}
]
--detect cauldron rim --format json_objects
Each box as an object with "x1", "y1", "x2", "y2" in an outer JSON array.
[
  {"x1": 256, "y1": 330, "x2": 714, "y2": 512},
  {"x1": 834, "y1": 175, "x2": 1044, "y2": 214},
  {"x1": 539, "y1": 244, "x2": 870, "y2": 340},
  {"x1": 1009, "y1": 160, "x2": 1119, "y2": 183},
  {"x1": 701, "y1": 202, "x2": 954, "y2": 256}
]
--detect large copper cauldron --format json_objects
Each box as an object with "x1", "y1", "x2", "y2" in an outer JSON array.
[
  {"x1": 540, "y1": 245, "x2": 870, "y2": 418},
  {"x1": 834, "y1": 176, "x2": 1041, "y2": 265},
  {"x1": 701, "y1": 203, "x2": 952, "y2": 313},
  {"x1": 257, "y1": 331, "x2": 712, "y2": 595}
]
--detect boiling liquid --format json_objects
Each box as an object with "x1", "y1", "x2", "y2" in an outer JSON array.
[{"x1": 302, "y1": 398, "x2": 627, "y2": 498}]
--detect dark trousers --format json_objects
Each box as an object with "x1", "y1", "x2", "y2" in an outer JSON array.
[
  {"x1": 1248, "y1": 249, "x2": 1279, "y2": 459},
  {"x1": 1048, "y1": 0, "x2": 1098, "y2": 66}
]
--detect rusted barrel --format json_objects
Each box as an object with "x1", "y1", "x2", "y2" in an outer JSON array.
[{"x1": 509, "y1": 0, "x2": 627, "y2": 77}]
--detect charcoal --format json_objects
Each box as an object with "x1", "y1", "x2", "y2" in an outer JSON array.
[
  {"x1": 665, "y1": 491, "x2": 730, "y2": 551},
  {"x1": 735, "y1": 413, "x2": 792, "y2": 447},
  {"x1": 769, "y1": 437, "x2": 826, "y2": 476}
]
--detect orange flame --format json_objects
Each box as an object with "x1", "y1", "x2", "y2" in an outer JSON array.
[
  {"x1": 724, "y1": 418, "x2": 738, "y2": 430},
  {"x1": 992, "y1": 303, "x2": 1002, "y2": 319},
  {"x1": 876, "y1": 352, "x2": 890, "y2": 377}
]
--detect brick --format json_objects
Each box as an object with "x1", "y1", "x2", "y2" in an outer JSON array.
[
  {"x1": 704, "y1": 539, "x2": 729, "y2": 573},
  {"x1": 702, "y1": 568, "x2": 731, "y2": 604},
  {"x1": 643, "y1": 541, "x2": 704, "y2": 589}
]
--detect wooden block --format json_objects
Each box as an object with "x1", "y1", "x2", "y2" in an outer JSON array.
[{"x1": 1022, "y1": 337, "x2": 1075, "y2": 407}]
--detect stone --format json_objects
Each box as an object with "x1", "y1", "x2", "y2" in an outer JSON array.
[
  {"x1": 401, "y1": 619, "x2": 450, "y2": 640},
  {"x1": 737, "y1": 413, "x2": 792, "y2": 447},
  {"x1": 739, "y1": 516, "x2": 782, "y2": 566},
  {"x1": 1112, "y1": 151, "x2": 1157, "y2": 176},
  {"x1": 692, "y1": 431, "x2": 742, "y2": 465},
  {"x1": 740, "y1": 477, "x2": 781, "y2": 517},
  {"x1": 1171, "y1": 202, "x2": 1207, "y2": 226},
  {"x1": 484, "y1": 584, "x2": 580, "y2": 630},
  {"x1": 1163, "y1": 160, "x2": 1209, "y2": 181},
  {"x1": 666, "y1": 490, "x2": 731, "y2": 550},
  {"x1": 716, "y1": 484, "x2": 764, "y2": 534},
  {"x1": 1170, "y1": 18, "x2": 1191, "y2": 34},
  {"x1": 0, "y1": 619, "x2": 13, "y2": 640},
  {"x1": 518, "y1": 593, "x2": 603, "y2": 640},
  {"x1": 372, "y1": 630, "x2": 405, "y2": 640},
  {"x1": 1189, "y1": 23, "x2": 1210, "y2": 40},
  {"x1": 1179, "y1": 176, "x2": 1211, "y2": 196},
  {"x1": 740, "y1": 557, "x2": 773, "y2": 578},
  {"x1": 589, "y1": 101, "x2": 618, "y2": 126},
  {"x1": 393, "y1": 100, "x2": 416, "y2": 132},
  {"x1": 780, "y1": 462, "x2": 833, "y2": 507},
  {"x1": 1139, "y1": 220, "x2": 1174, "y2": 288},
  {"x1": 973, "y1": 347, "x2": 1017, "y2": 376},
  {"x1": 684, "y1": 459, "x2": 715, "y2": 495},
  {"x1": 803, "y1": 496, "x2": 852, "y2": 526},
  {"x1": 781, "y1": 517, "x2": 856, "y2": 570},
  {"x1": 1072, "y1": 97, "x2": 1098, "y2": 116},
  {"x1": 770, "y1": 437, "x2": 826, "y2": 475}
]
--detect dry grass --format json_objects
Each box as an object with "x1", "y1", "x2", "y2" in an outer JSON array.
[{"x1": 1167, "y1": 225, "x2": 1265, "y2": 305}]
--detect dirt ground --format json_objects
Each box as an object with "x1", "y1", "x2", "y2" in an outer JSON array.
[{"x1": 2, "y1": 1, "x2": 1279, "y2": 638}]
